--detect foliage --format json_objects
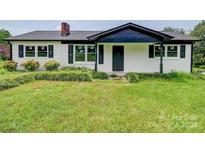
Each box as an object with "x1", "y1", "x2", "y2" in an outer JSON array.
[
  {"x1": 61, "y1": 66, "x2": 93, "y2": 72},
  {"x1": 0, "y1": 44, "x2": 10, "y2": 60},
  {"x1": 3, "y1": 61, "x2": 17, "y2": 72},
  {"x1": 193, "y1": 66, "x2": 205, "y2": 73},
  {"x1": 137, "y1": 73, "x2": 170, "y2": 80},
  {"x1": 35, "y1": 71, "x2": 92, "y2": 81},
  {"x1": 125, "y1": 72, "x2": 139, "y2": 83},
  {"x1": 92, "y1": 71, "x2": 109, "y2": 79},
  {"x1": 0, "y1": 74, "x2": 35, "y2": 91},
  {"x1": 0, "y1": 29, "x2": 11, "y2": 44},
  {"x1": 126, "y1": 71, "x2": 205, "y2": 83},
  {"x1": 190, "y1": 20, "x2": 205, "y2": 67},
  {"x1": 110, "y1": 74, "x2": 118, "y2": 78},
  {"x1": 162, "y1": 26, "x2": 186, "y2": 35},
  {"x1": 193, "y1": 54, "x2": 205, "y2": 66},
  {"x1": 21, "y1": 60, "x2": 40, "y2": 71},
  {"x1": 0, "y1": 54, "x2": 9, "y2": 60},
  {"x1": 44, "y1": 60, "x2": 60, "y2": 71}
]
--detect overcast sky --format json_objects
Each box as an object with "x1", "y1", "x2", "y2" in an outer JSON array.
[{"x1": 0, "y1": 20, "x2": 201, "y2": 36}]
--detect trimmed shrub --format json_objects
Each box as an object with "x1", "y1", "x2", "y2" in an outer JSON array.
[
  {"x1": 44, "y1": 60, "x2": 60, "y2": 71},
  {"x1": 61, "y1": 66, "x2": 93, "y2": 72},
  {"x1": 35, "y1": 71, "x2": 92, "y2": 81},
  {"x1": 21, "y1": 60, "x2": 40, "y2": 71},
  {"x1": 167, "y1": 71, "x2": 205, "y2": 80},
  {"x1": 110, "y1": 74, "x2": 118, "y2": 78},
  {"x1": 92, "y1": 71, "x2": 109, "y2": 79},
  {"x1": 126, "y1": 71, "x2": 205, "y2": 83},
  {"x1": 3, "y1": 61, "x2": 17, "y2": 72},
  {"x1": 0, "y1": 74, "x2": 35, "y2": 91},
  {"x1": 126, "y1": 72, "x2": 139, "y2": 83},
  {"x1": 137, "y1": 73, "x2": 170, "y2": 80}
]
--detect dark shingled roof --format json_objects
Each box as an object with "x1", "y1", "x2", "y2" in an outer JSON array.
[
  {"x1": 6, "y1": 31, "x2": 101, "y2": 41},
  {"x1": 5, "y1": 28, "x2": 198, "y2": 42},
  {"x1": 161, "y1": 31, "x2": 198, "y2": 41}
]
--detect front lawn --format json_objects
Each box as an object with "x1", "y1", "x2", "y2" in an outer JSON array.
[{"x1": 0, "y1": 79, "x2": 205, "y2": 132}]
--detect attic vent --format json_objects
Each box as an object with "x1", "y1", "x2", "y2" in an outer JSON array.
[{"x1": 61, "y1": 22, "x2": 70, "y2": 36}]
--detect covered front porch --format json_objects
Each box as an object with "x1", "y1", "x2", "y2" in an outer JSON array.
[
  {"x1": 96, "y1": 43, "x2": 165, "y2": 74},
  {"x1": 88, "y1": 23, "x2": 172, "y2": 73}
]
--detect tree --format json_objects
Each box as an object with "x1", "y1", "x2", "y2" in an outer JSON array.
[
  {"x1": 190, "y1": 20, "x2": 205, "y2": 56},
  {"x1": 0, "y1": 29, "x2": 11, "y2": 60},
  {"x1": 0, "y1": 29, "x2": 11, "y2": 44},
  {"x1": 162, "y1": 26, "x2": 186, "y2": 35}
]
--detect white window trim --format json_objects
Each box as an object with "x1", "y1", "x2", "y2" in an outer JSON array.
[
  {"x1": 167, "y1": 45, "x2": 178, "y2": 58},
  {"x1": 24, "y1": 45, "x2": 50, "y2": 58},
  {"x1": 24, "y1": 45, "x2": 36, "y2": 58},
  {"x1": 73, "y1": 44, "x2": 95, "y2": 64},
  {"x1": 154, "y1": 44, "x2": 180, "y2": 60},
  {"x1": 37, "y1": 45, "x2": 48, "y2": 58}
]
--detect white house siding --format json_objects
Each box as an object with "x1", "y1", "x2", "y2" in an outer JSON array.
[
  {"x1": 11, "y1": 41, "x2": 62, "y2": 69},
  {"x1": 11, "y1": 41, "x2": 95, "y2": 70},
  {"x1": 11, "y1": 41, "x2": 191, "y2": 73},
  {"x1": 97, "y1": 43, "x2": 191, "y2": 73}
]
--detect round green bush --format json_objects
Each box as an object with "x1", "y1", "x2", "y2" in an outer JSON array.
[
  {"x1": 110, "y1": 74, "x2": 118, "y2": 78},
  {"x1": 126, "y1": 72, "x2": 139, "y2": 83},
  {"x1": 44, "y1": 60, "x2": 60, "y2": 71},
  {"x1": 92, "y1": 71, "x2": 109, "y2": 79},
  {"x1": 3, "y1": 61, "x2": 17, "y2": 72},
  {"x1": 21, "y1": 60, "x2": 40, "y2": 71}
]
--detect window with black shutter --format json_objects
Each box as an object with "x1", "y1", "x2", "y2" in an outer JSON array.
[
  {"x1": 68, "y1": 44, "x2": 73, "y2": 64},
  {"x1": 149, "y1": 45, "x2": 154, "y2": 58},
  {"x1": 167, "y1": 46, "x2": 178, "y2": 57},
  {"x1": 48, "y1": 45, "x2": 54, "y2": 58},
  {"x1": 18, "y1": 45, "x2": 24, "y2": 58},
  {"x1": 38, "y1": 46, "x2": 48, "y2": 57},
  {"x1": 99, "y1": 45, "x2": 104, "y2": 64},
  {"x1": 180, "y1": 45, "x2": 186, "y2": 58}
]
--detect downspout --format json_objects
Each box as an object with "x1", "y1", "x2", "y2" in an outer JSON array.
[
  {"x1": 95, "y1": 42, "x2": 97, "y2": 71},
  {"x1": 190, "y1": 41, "x2": 194, "y2": 73},
  {"x1": 160, "y1": 41, "x2": 164, "y2": 73},
  {"x1": 8, "y1": 41, "x2": 12, "y2": 61}
]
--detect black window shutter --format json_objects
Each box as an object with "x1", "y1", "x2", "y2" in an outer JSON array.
[
  {"x1": 180, "y1": 45, "x2": 186, "y2": 58},
  {"x1": 99, "y1": 45, "x2": 104, "y2": 64},
  {"x1": 18, "y1": 45, "x2": 24, "y2": 58},
  {"x1": 149, "y1": 45, "x2": 154, "y2": 58},
  {"x1": 48, "y1": 45, "x2": 54, "y2": 58},
  {"x1": 68, "y1": 44, "x2": 73, "y2": 64}
]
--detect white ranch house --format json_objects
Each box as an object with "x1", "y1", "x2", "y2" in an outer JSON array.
[{"x1": 5, "y1": 22, "x2": 198, "y2": 73}]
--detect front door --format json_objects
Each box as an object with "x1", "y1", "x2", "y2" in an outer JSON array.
[{"x1": 112, "y1": 46, "x2": 124, "y2": 71}]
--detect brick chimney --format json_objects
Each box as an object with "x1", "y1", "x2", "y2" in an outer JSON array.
[{"x1": 61, "y1": 22, "x2": 70, "y2": 36}]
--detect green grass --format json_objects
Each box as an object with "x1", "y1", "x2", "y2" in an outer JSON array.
[{"x1": 0, "y1": 79, "x2": 205, "y2": 132}]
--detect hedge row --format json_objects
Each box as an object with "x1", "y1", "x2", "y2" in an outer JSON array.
[
  {"x1": 0, "y1": 71, "x2": 93, "y2": 91},
  {"x1": 35, "y1": 71, "x2": 92, "y2": 81},
  {"x1": 126, "y1": 72, "x2": 205, "y2": 83},
  {"x1": 0, "y1": 69, "x2": 113, "y2": 91},
  {"x1": 0, "y1": 74, "x2": 35, "y2": 91}
]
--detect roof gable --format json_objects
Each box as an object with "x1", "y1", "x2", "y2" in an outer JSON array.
[
  {"x1": 97, "y1": 28, "x2": 160, "y2": 42},
  {"x1": 87, "y1": 22, "x2": 174, "y2": 41}
]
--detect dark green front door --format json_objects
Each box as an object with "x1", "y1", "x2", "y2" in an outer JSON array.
[{"x1": 113, "y1": 46, "x2": 124, "y2": 71}]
